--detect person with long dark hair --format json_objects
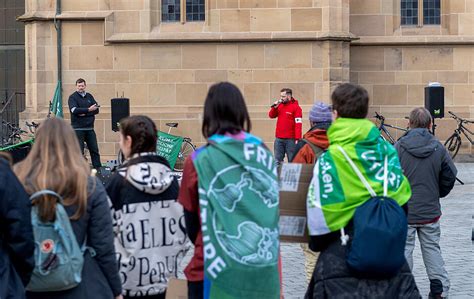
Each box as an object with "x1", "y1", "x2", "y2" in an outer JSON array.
[
  {"x1": 178, "y1": 82, "x2": 281, "y2": 299},
  {"x1": 106, "y1": 115, "x2": 190, "y2": 299}
]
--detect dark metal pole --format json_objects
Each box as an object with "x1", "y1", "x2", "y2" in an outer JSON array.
[{"x1": 55, "y1": 0, "x2": 62, "y2": 111}]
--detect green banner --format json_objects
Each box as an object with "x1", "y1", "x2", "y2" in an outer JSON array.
[
  {"x1": 157, "y1": 131, "x2": 184, "y2": 169},
  {"x1": 0, "y1": 138, "x2": 34, "y2": 152},
  {"x1": 50, "y1": 80, "x2": 63, "y2": 118}
]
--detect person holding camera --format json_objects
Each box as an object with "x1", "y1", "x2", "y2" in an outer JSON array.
[
  {"x1": 68, "y1": 78, "x2": 101, "y2": 169},
  {"x1": 268, "y1": 88, "x2": 302, "y2": 166}
]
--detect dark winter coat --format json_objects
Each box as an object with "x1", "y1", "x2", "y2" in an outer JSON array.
[
  {"x1": 395, "y1": 128, "x2": 457, "y2": 224},
  {"x1": 0, "y1": 159, "x2": 35, "y2": 299},
  {"x1": 306, "y1": 204, "x2": 420, "y2": 299},
  {"x1": 26, "y1": 177, "x2": 122, "y2": 299},
  {"x1": 305, "y1": 229, "x2": 421, "y2": 299}
]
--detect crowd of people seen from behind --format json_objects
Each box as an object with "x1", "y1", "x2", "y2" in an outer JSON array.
[{"x1": 0, "y1": 81, "x2": 456, "y2": 299}]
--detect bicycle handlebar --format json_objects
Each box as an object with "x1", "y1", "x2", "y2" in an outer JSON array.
[
  {"x1": 374, "y1": 111, "x2": 385, "y2": 121},
  {"x1": 25, "y1": 121, "x2": 39, "y2": 134},
  {"x1": 448, "y1": 111, "x2": 473, "y2": 124}
]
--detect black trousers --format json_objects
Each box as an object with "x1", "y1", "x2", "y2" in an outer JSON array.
[
  {"x1": 188, "y1": 281, "x2": 203, "y2": 299},
  {"x1": 75, "y1": 129, "x2": 101, "y2": 168}
]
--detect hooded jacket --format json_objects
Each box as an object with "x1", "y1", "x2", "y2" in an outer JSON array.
[
  {"x1": 291, "y1": 127, "x2": 329, "y2": 164},
  {"x1": 106, "y1": 153, "x2": 190, "y2": 297},
  {"x1": 268, "y1": 98, "x2": 303, "y2": 140},
  {"x1": 395, "y1": 128, "x2": 457, "y2": 224}
]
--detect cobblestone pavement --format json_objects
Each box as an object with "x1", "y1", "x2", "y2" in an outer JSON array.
[{"x1": 179, "y1": 163, "x2": 474, "y2": 298}]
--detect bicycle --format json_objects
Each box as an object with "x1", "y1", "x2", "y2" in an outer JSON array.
[
  {"x1": 374, "y1": 112, "x2": 408, "y2": 144},
  {"x1": 163, "y1": 122, "x2": 196, "y2": 172},
  {"x1": 1, "y1": 121, "x2": 27, "y2": 145},
  {"x1": 0, "y1": 121, "x2": 38, "y2": 163},
  {"x1": 0, "y1": 120, "x2": 38, "y2": 146},
  {"x1": 116, "y1": 122, "x2": 196, "y2": 172},
  {"x1": 444, "y1": 111, "x2": 473, "y2": 159}
]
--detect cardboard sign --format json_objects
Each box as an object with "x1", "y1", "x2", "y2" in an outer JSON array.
[
  {"x1": 166, "y1": 278, "x2": 188, "y2": 299},
  {"x1": 279, "y1": 163, "x2": 314, "y2": 243}
]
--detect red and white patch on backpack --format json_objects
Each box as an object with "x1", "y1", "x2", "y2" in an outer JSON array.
[{"x1": 41, "y1": 239, "x2": 55, "y2": 253}]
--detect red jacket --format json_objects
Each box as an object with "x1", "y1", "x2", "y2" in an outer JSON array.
[
  {"x1": 292, "y1": 129, "x2": 329, "y2": 164},
  {"x1": 268, "y1": 98, "x2": 302, "y2": 139}
]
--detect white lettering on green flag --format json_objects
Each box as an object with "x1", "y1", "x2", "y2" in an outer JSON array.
[{"x1": 157, "y1": 131, "x2": 184, "y2": 169}]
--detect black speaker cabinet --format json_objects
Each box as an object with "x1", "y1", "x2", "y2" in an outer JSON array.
[
  {"x1": 111, "y1": 98, "x2": 130, "y2": 131},
  {"x1": 424, "y1": 86, "x2": 444, "y2": 119}
]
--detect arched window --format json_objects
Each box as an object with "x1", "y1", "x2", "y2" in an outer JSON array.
[
  {"x1": 162, "y1": 0, "x2": 205, "y2": 23},
  {"x1": 401, "y1": 0, "x2": 440, "y2": 26}
]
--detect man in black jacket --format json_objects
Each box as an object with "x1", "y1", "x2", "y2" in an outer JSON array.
[
  {"x1": 395, "y1": 107, "x2": 457, "y2": 299},
  {"x1": 68, "y1": 78, "x2": 101, "y2": 169},
  {"x1": 0, "y1": 156, "x2": 35, "y2": 298}
]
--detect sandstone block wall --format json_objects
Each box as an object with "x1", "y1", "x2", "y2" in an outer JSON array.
[{"x1": 20, "y1": 0, "x2": 473, "y2": 161}]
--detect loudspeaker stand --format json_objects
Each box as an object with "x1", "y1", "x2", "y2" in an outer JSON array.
[{"x1": 431, "y1": 118, "x2": 437, "y2": 136}]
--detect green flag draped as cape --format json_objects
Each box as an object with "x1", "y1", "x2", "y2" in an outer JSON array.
[
  {"x1": 192, "y1": 133, "x2": 281, "y2": 299},
  {"x1": 307, "y1": 118, "x2": 412, "y2": 235}
]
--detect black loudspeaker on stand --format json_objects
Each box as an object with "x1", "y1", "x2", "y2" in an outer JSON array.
[
  {"x1": 424, "y1": 86, "x2": 444, "y2": 119},
  {"x1": 424, "y1": 85, "x2": 445, "y2": 136},
  {"x1": 111, "y1": 98, "x2": 130, "y2": 132}
]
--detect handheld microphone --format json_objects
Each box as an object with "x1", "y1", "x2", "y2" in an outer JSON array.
[{"x1": 271, "y1": 99, "x2": 283, "y2": 108}]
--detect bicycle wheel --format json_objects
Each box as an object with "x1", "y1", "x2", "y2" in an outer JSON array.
[
  {"x1": 444, "y1": 133, "x2": 461, "y2": 159},
  {"x1": 174, "y1": 139, "x2": 196, "y2": 172}
]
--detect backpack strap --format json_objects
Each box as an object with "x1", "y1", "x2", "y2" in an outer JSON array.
[
  {"x1": 30, "y1": 190, "x2": 63, "y2": 204},
  {"x1": 30, "y1": 189, "x2": 96, "y2": 258},
  {"x1": 337, "y1": 146, "x2": 388, "y2": 197},
  {"x1": 336, "y1": 146, "x2": 389, "y2": 246},
  {"x1": 299, "y1": 139, "x2": 324, "y2": 162}
]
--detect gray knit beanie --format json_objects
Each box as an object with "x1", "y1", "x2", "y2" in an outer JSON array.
[{"x1": 309, "y1": 102, "x2": 332, "y2": 127}]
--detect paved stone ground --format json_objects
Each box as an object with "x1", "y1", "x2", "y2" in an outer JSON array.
[{"x1": 179, "y1": 163, "x2": 474, "y2": 298}]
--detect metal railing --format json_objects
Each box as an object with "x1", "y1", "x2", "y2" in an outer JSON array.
[{"x1": 0, "y1": 91, "x2": 26, "y2": 146}]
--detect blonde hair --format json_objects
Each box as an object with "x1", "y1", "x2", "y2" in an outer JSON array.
[{"x1": 14, "y1": 118, "x2": 92, "y2": 222}]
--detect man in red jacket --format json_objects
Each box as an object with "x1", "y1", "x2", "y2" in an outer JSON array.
[{"x1": 268, "y1": 88, "x2": 302, "y2": 166}]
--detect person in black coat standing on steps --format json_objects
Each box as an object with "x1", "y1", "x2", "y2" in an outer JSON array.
[{"x1": 68, "y1": 78, "x2": 101, "y2": 169}]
